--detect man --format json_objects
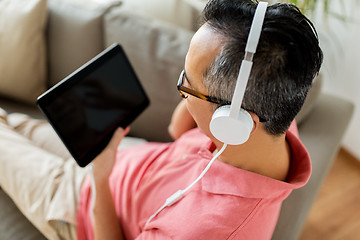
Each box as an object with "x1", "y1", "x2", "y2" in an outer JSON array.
[
  {"x1": 84, "y1": 0, "x2": 322, "y2": 239},
  {"x1": 0, "y1": 0, "x2": 322, "y2": 239}
]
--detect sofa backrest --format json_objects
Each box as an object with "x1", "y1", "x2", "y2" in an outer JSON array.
[
  {"x1": 103, "y1": 4, "x2": 194, "y2": 141},
  {"x1": 46, "y1": 0, "x2": 121, "y2": 87}
]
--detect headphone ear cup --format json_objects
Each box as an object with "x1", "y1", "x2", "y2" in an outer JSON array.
[{"x1": 209, "y1": 105, "x2": 254, "y2": 145}]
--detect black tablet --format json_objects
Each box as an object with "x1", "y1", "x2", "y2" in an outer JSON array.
[{"x1": 37, "y1": 44, "x2": 149, "y2": 167}]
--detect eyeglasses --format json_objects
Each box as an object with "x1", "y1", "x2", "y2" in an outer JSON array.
[
  {"x1": 177, "y1": 70, "x2": 230, "y2": 105},
  {"x1": 176, "y1": 70, "x2": 267, "y2": 122}
]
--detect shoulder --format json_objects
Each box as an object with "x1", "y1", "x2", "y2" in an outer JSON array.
[
  {"x1": 171, "y1": 128, "x2": 211, "y2": 151},
  {"x1": 285, "y1": 121, "x2": 312, "y2": 188},
  {"x1": 288, "y1": 120, "x2": 300, "y2": 137}
]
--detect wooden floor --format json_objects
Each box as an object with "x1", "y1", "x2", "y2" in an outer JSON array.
[{"x1": 299, "y1": 148, "x2": 360, "y2": 240}]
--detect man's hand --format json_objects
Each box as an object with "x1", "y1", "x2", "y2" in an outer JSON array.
[
  {"x1": 168, "y1": 100, "x2": 197, "y2": 140},
  {"x1": 91, "y1": 127, "x2": 129, "y2": 240},
  {"x1": 92, "y1": 127, "x2": 130, "y2": 182}
]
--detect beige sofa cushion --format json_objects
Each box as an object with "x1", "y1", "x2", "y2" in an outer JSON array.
[
  {"x1": 47, "y1": 0, "x2": 121, "y2": 86},
  {"x1": 0, "y1": 0, "x2": 47, "y2": 104},
  {"x1": 120, "y1": 0, "x2": 197, "y2": 30},
  {"x1": 104, "y1": 5, "x2": 194, "y2": 142}
]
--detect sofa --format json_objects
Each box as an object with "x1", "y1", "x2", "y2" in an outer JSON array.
[{"x1": 0, "y1": 0, "x2": 354, "y2": 239}]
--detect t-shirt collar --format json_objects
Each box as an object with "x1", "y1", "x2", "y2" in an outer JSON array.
[{"x1": 198, "y1": 130, "x2": 311, "y2": 199}]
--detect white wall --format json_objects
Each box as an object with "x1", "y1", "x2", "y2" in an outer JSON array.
[{"x1": 313, "y1": 0, "x2": 360, "y2": 159}]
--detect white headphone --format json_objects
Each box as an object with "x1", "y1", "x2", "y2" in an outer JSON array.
[
  {"x1": 209, "y1": 1, "x2": 268, "y2": 145},
  {"x1": 144, "y1": 2, "x2": 268, "y2": 227}
]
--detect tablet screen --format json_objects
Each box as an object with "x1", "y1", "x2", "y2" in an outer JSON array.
[{"x1": 37, "y1": 44, "x2": 149, "y2": 167}]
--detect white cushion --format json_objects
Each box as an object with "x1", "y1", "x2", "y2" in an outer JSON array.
[{"x1": 0, "y1": 0, "x2": 47, "y2": 104}]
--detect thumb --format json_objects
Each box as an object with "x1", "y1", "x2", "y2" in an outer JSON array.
[{"x1": 107, "y1": 127, "x2": 130, "y2": 150}]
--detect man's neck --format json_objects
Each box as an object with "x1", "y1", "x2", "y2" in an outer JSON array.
[{"x1": 212, "y1": 130, "x2": 290, "y2": 182}]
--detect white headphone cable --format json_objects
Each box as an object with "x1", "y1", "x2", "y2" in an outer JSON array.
[
  {"x1": 90, "y1": 163, "x2": 96, "y2": 225},
  {"x1": 144, "y1": 143, "x2": 228, "y2": 227}
]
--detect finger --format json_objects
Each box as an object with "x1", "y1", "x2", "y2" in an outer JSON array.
[
  {"x1": 107, "y1": 127, "x2": 130, "y2": 150},
  {"x1": 124, "y1": 126, "x2": 130, "y2": 135},
  {"x1": 109, "y1": 128, "x2": 125, "y2": 149}
]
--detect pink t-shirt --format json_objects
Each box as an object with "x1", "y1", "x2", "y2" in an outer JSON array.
[{"x1": 77, "y1": 122, "x2": 310, "y2": 239}]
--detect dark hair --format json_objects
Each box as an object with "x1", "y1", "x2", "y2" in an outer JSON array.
[{"x1": 201, "y1": 0, "x2": 323, "y2": 136}]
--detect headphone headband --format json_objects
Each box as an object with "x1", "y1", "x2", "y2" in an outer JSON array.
[
  {"x1": 228, "y1": 1, "x2": 268, "y2": 118},
  {"x1": 209, "y1": 1, "x2": 268, "y2": 145},
  {"x1": 245, "y1": 2, "x2": 268, "y2": 54}
]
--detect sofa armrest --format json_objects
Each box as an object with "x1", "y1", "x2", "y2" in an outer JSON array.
[{"x1": 272, "y1": 93, "x2": 354, "y2": 240}]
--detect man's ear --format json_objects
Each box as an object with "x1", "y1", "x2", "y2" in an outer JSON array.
[{"x1": 248, "y1": 111, "x2": 260, "y2": 134}]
